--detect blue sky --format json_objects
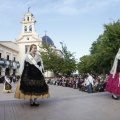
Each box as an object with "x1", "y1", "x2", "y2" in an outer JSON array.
[{"x1": 0, "y1": 0, "x2": 120, "y2": 60}]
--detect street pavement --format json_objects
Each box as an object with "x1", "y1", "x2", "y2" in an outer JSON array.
[{"x1": 0, "y1": 83, "x2": 120, "y2": 120}]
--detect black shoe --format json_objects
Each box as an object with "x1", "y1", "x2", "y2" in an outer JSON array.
[
  {"x1": 30, "y1": 103, "x2": 34, "y2": 106},
  {"x1": 34, "y1": 102, "x2": 39, "y2": 106},
  {"x1": 30, "y1": 100, "x2": 34, "y2": 106},
  {"x1": 112, "y1": 95, "x2": 118, "y2": 100}
]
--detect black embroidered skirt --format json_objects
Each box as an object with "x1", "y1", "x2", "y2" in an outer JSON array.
[{"x1": 14, "y1": 61, "x2": 50, "y2": 99}]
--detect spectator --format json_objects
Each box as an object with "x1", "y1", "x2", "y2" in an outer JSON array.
[
  {"x1": 93, "y1": 79, "x2": 99, "y2": 92},
  {"x1": 86, "y1": 73, "x2": 94, "y2": 93},
  {"x1": 62, "y1": 79, "x2": 66, "y2": 87},
  {"x1": 12, "y1": 76, "x2": 16, "y2": 83},
  {"x1": 78, "y1": 78, "x2": 84, "y2": 91},
  {"x1": 65, "y1": 77, "x2": 70, "y2": 87}
]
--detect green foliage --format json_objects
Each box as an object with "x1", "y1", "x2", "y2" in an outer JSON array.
[
  {"x1": 39, "y1": 43, "x2": 62, "y2": 75},
  {"x1": 39, "y1": 42, "x2": 77, "y2": 76},
  {"x1": 60, "y1": 42, "x2": 77, "y2": 75},
  {"x1": 78, "y1": 20, "x2": 120, "y2": 74}
]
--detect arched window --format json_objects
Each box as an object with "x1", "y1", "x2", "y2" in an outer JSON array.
[
  {"x1": 29, "y1": 25, "x2": 32, "y2": 32},
  {"x1": 24, "y1": 26, "x2": 27, "y2": 32},
  {"x1": 27, "y1": 17, "x2": 29, "y2": 21}
]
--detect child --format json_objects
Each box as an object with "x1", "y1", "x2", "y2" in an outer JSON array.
[{"x1": 3, "y1": 75, "x2": 12, "y2": 93}]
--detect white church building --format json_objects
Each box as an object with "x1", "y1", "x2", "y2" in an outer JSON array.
[{"x1": 0, "y1": 11, "x2": 61, "y2": 77}]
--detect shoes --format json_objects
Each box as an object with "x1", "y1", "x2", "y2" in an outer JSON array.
[
  {"x1": 112, "y1": 95, "x2": 119, "y2": 100},
  {"x1": 30, "y1": 99, "x2": 39, "y2": 106},
  {"x1": 30, "y1": 100, "x2": 34, "y2": 106},
  {"x1": 30, "y1": 102, "x2": 39, "y2": 106},
  {"x1": 34, "y1": 98, "x2": 39, "y2": 106},
  {"x1": 30, "y1": 101, "x2": 39, "y2": 106},
  {"x1": 34, "y1": 102, "x2": 39, "y2": 106}
]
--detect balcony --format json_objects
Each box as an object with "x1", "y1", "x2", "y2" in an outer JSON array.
[{"x1": 0, "y1": 58, "x2": 20, "y2": 69}]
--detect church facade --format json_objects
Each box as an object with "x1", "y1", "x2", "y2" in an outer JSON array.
[{"x1": 0, "y1": 11, "x2": 61, "y2": 77}]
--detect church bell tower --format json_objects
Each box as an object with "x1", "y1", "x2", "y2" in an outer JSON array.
[
  {"x1": 15, "y1": 10, "x2": 42, "y2": 70},
  {"x1": 21, "y1": 12, "x2": 36, "y2": 34},
  {"x1": 17, "y1": 9, "x2": 40, "y2": 41}
]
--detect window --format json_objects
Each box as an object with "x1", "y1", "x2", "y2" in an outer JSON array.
[
  {"x1": 0, "y1": 53, "x2": 1, "y2": 58},
  {"x1": 27, "y1": 17, "x2": 29, "y2": 21},
  {"x1": 29, "y1": 25, "x2": 32, "y2": 32},
  {"x1": 7, "y1": 55, "x2": 9, "y2": 60},
  {"x1": 27, "y1": 37, "x2": 29, "y2": 40},
  {"x1": 25, "y1": 45, "x2": 30, "y2": 54},
  {"x1": 14, "y1": 57, "x2": 15, "y2": 61},
  {"x1": 24, "y1": 26, "x2": 27, "y2": 32}
]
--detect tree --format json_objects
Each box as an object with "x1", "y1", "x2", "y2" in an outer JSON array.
[
  {"x1": 60, "y1": 42, "x2": 77, "y2": 75},
  {"x1": 78, "y1": 20, "x2": 120, "y2": 74},
  {"x1": 39, "y1": 43, "x2": 62, "y2": 76},
  {"x1": 39, "y1": 42, "x2": 77, "y2": 76}
]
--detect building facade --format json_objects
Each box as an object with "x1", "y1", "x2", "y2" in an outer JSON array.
[
  {"x1": 0, "y1": 41, "x2": 20, "y2": 76},
  {"x1": 0, "y1": 11, "x2": 61, "y2": 77}
]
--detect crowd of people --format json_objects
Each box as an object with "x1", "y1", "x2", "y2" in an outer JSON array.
[
  {"x1": 46, "y1": 73, "x2": 108, "y2": 93},
  {"x1": 0, "y1": 73, "x2": 108, "y2": 94},
  {"x1": 1, "y1": 45, "x2": 120, "y2": 106}
]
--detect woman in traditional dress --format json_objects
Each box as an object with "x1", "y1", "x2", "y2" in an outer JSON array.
[
  {"x1": 3, "y1": 75, "x2": 12, "y2": 93},
  {"x1": 106, "y1": 49, "x2": 120, "y2": 100},
  {"x1": 14, "y1": 44, "x2": 50, "y2": 106}
]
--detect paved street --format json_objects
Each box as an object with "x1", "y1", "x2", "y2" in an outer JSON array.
[{"x1": 0, "y1": 83, "x2": 120, "y2": 120}]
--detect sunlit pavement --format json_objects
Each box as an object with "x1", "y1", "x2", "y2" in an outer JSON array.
[{"x1": 0, "y1": 83, "x2": 120, "y2": 120}]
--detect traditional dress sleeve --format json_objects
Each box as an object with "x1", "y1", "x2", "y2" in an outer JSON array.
[{"x1": 19, "y1": 56, "x2": 26, "y2": 75}]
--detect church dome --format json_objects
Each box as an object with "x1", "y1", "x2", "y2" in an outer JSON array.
[{"x1": 42, "y1": 35, "x2": 54, "y2": 46}]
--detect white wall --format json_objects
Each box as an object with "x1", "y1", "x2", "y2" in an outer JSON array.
[
  {"x1": 0, "y1": 45, "x2": 18, "y2": 60},
  {"x1": 0, "y1": 45, "x2": 19, "y2": 76}
]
